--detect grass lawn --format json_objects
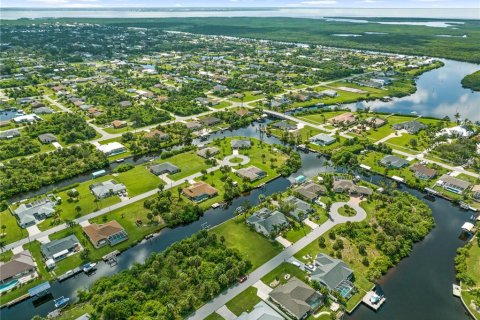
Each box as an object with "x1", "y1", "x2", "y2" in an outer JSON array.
[
  {"x1": 461, "y1": 291, "x2": 480, "y2": 320},
  {"x1": 43, "y1": 197, "x2": 164, "y2": 277},
  {"x1": 211, "y1": 218, "x2": 283, "y2": 270},
  {"x1": 283, "y1": 221, "x2": 311, "y2": 243},
  {"x1": 261, "y1": 262, "x2": 309, "y2": 286},
  {"x1": 154, "y1": 150, "x2": 212, "y2": 181},
  {"x1": 229, "y1": 91, "x2": 265, "y2": 103},
  {"x1": 225, "y1": 286, "x2": 261, "y2": 316},
  {"x1": 204, "y1": 313, "x2": 225, "y2": 320},
  {"x1": 211, "y1": 101, "x2": 232, "y2": 109},
  {"x1": 466, "y1": 238, "x2": 480, "y2": 284},
  {"x1": 114, "y1": 165, "x2": 162, "y2": 196},
  {"x1": 294, "y1": 226, "x2": 377, "y2": 312},
  {"x1": 0, "y1": 208, "x2": 26, "y2": 245},
  {"x1": 297, "y1": 111, "x2": 346, "y2": 126},
  {"x1": 0, "y1": 250, "x2": 13, "y2": 262},
  {"x1": 56, "y1": 303, "x2": 95, "y2": 320},
  {"x1": 338, "y1": 204, "x2": 357, "y2": 217},
  {"x1": 37, "y1": 175, "x2": 121, "y2": 231}
]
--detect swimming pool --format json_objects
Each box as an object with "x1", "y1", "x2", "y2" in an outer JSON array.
[{"x1": 0, "y1": 280, "x2": 19, "y2": 294}]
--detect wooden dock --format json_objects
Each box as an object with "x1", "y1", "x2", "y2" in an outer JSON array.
[
  {"x1": 57, "y1": 267, "x2": 82, "y2": 282},
  {"x1": 2, "y1": 293, "x2": 30, "y2": 308},
  {"x1": 362, "y1": 291, "x2": 386, "y2": 311},
  {"x1": 453, "y1": 284, "x2": 461, "y2": 297}
]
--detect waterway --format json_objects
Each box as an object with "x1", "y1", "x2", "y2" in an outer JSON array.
[{"x1": 2, "y1": 59, "x2": 479, "y2": 319}]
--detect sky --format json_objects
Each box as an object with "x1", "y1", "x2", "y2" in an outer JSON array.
[{"x1": 1, "y1": 0, "x2": 479, "y2": 9}]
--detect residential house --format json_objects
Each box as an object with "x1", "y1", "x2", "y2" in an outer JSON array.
[
  {"x1": 328, "y1": 112, "x2": 357, "y2": 127},
  {"x1": 284, "y1": 195, "x2": 314, "y2": 220},
  {"x1": 272, "y1": 120, "x2": 298, "y2": 131},
  {"x1": 380, "y1": 155, "x2": 409, "y2": 169},
  {"x1": 90, "y1": 180, "x2": 127, "y2": 199},
  {"x1": 32, "y1": 106, "x2": 54, "y2": 114},
  {"x1": 14, "y1": 198, "x2": 57, "y2": 228},
  {"x1": 332, "y1": 178, "x2": 373, "y2": 196},
  {"x1": 269, "y1": 277, "x2": 323, "y2": 320},
  {"x1": 41, "y1": 235, "x2": 80, "y2": 261},
  {"x1": 145, "y1": 129, "x2": 169, "y2": 140},
  {"x1": 196, "y1": 146, "x2": 220, "y2": 158},
  {"x1": 0, "y1": 129, "x2": 20, "y2": 139},
  {"x1": 311, "y1": 253, "x2": 355, "y2": 298},
  {"x1": 410, "y1": 163, "x2": 437, "y2": 180},
  {"x1": 472, "y1": 185, "x2": 480, "y2": 202},
  {"x1": 235, "y1": 108, "x2": 252, "y2": 117},
  {"x1": 119, "y1": 100, "x2": 132, "y2": 108},
  {"x1": 437, "y1": 174, "x2": 471, "y2": 194},
  {"x1": 319, "y1": 89, "x2": 338, "y2": 98},
  {"x1": 83, "y1": 220, "x2": 128, "y2": 248},
  {"x1": 182, "y1": 181, "x2": 218, "y2": 202},
  {"x1": 365, "y1": 117, "x2": 386, "y2": 128},
  {"x1": 391, "y1": 121, "x2": 427, "y2": 134},
  {"x1": 185, "y1": 121, "x2": 202, "y2": 131},
  {"x1": 231, "y1": 139, "x2": 252, "y2": 149},
  {"x1": 38, "y1": 133, "x2": 57, "y2": 144},
  {"x1": 149, "y1": 162, "x2": 180, "y2": 175},
  {"x1": 111, "y1": 120, "x2": 127, "y2": 129},
  {"x1": 96, "y1": 142, "x2": 126, "y2": 156},
  {"x1": 294, "y1": 182, "x2": 326, "y2": 202},
  {"x1": 13, "y1": 114, "x2": 41, "y2": 123},
  {"x1": 235, "y1": 166, "x2": 266, "y2": 182},
  {"x1": 237, "y1": 301, "x2": 284, "y2": 320},
  {"x1": 246, "y1": 207, "x2": 289, "y2": 237},
  {"x1": 199, "y1": 116, "x2": 222, "y2": 127},
  {"x1": 0, "y1": 250, "x2": 37, "y2": 286},
  {"x1": 309, "y1": 133, "x2": 336, "y2": 146}
]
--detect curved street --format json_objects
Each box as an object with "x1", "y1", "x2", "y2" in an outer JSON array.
[{"x1": 188, "y1": 197, "x2": 367, "y2": 320}]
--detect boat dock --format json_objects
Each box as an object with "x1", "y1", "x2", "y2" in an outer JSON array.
[
  {"x1": 453, "y1": 284, "x2": 461, "y2": 297},
  {"x1": 57, "y1": 267, "x2": 82, "y2": 282},
  {"x1": 362, "y1": 286, "x2": 386, "y2": 311}
]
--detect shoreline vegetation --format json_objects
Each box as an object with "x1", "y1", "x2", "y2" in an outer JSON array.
[
  {"x1": 2, "y1": 17, "x2": 479, "y2": 63},
  {"x1": 461, "y1": 70, "x2": 480, "y2": 91}
]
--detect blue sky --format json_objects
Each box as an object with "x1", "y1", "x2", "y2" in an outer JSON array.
[{"x1": 2, "y1": 0, "x2": 478, "y2": 8}]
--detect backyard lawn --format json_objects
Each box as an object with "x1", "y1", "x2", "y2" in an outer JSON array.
[
  {"x1": 261, "y1": 262, "x2": 309, "y2": 286},
  {"x1": 115, "y1": 165, "x2": 162, "y2": 196},
  {"x1": 211, "y1": 218, "x2": 283, "y2": 270},
  {"x1": 283, "y1": 221, "x2": 311, "y2": 243}
]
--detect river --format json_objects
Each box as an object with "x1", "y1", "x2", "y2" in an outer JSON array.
[{"x1": 2, "y1": 59, "x2": 479, "y2": 319}]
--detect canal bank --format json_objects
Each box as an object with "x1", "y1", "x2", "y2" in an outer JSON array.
[{"x1": 2, "y1": 58, "x2": 479, "y2": 319}]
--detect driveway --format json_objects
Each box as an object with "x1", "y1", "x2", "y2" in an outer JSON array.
[{"x1": 253, "y1": 280, "x2": 272, "y2": 300}]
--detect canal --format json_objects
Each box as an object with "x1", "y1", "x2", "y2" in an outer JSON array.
[{"x1": 2, "y1": 58, "x2": 479, "y2": 319}]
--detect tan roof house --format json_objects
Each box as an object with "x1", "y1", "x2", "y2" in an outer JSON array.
[
  {"x1": 83, "y1": 220, "x2": 128, "y2": 248},
  {"x1": 182, "y1": 181, "x2": 218, "y2": 202}
]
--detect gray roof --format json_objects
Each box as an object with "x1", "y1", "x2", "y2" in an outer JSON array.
[
  {"x1": 380, "y1": 155, "x2": 409, "y2": 168},
  {"x1": 0, "y1": 129, "x2": 20, "y2": 139},
  {"x1": 269, "y1": 277, "x2": 322, "y2": 319},
  {"x1": 33, "y1": 106, "x2": 54, "y2": 114},
  {"x1": 236, "y1": 166, "x2": 266, "y2": 181},
  {"x1": 38, "y1": 133, "x2": 57, "y2": 143},
  {"x1": 311, "y1": 253, "x2": 353, "y2": 291},
  {"x1": 149, "y1": 162, "x2": 179, "y2": 175},
  {"x1": 391, "y1": 121, "x2": 427, "y2": 134},
  {"x1": 272, "y1": 120, "x2": 297, "y2": 131},
  {"x1": 284, "y1": 195, "x2": 313, "y2": 220},
  {"x1": 247, "y1": 208, "x2": 289, "y2": 236},
  {"x1": 309, "y1": 133, "x2": 336, "y2": 145},
  {"x1": 90, "y1": 180, "x2": 126, "y2": 198},
  {"x1": 294, "y1": 182, "x2": 326, "y2": 201},
  {"x1": 199, "y1": 116, "x2": 221, "y2": 127},
  {"x1": 438, "y1": 174, "x2": 471, "y2": 191},
  {"x1": 14, "y1": 198, "x2": 56, "y2": 227},
  {"x1": 237, "y1": 301, "x2": 284, "y2": 320},
  {"x1": 231, "y1": 139, "x2": 252, "y2": 149},
  {"x1": 196, "y1": 146, "x2": 220, "y2": 158},
  {"x1": 41, "y1": 235, "x2": 79, "y2": 259}
]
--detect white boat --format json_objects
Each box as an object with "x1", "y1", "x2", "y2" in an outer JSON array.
[
  {"x1": 53, "y1": 296, "x2": 70, "y2": 308},
  {"x1": 82, "y1": 262, "x2": 97, "y2": 273},
  {"x1": 211, "y1": 203, "x2": 220, "y2": 209},
  {"x1": 116, "y1": 158, "x2": 124, "y2": 163}
]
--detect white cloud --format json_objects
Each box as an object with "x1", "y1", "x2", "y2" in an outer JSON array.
[
  {"x1": 28, "y1": 0, "x2": 69, "y2": 4},
  {"x1": 300, "y1": 0, "x2": 337, "y2": 4}
]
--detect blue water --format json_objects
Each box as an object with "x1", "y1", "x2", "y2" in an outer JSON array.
[
  {"x1": 345, "y1": 59, "x2": 480, "y2": 122},
  {"x1": 0, "y1": 280, "x2": 19, "y2": 294},
  {"x1": 0, "y1": 8, "x2": 477, "y2": 20}
]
